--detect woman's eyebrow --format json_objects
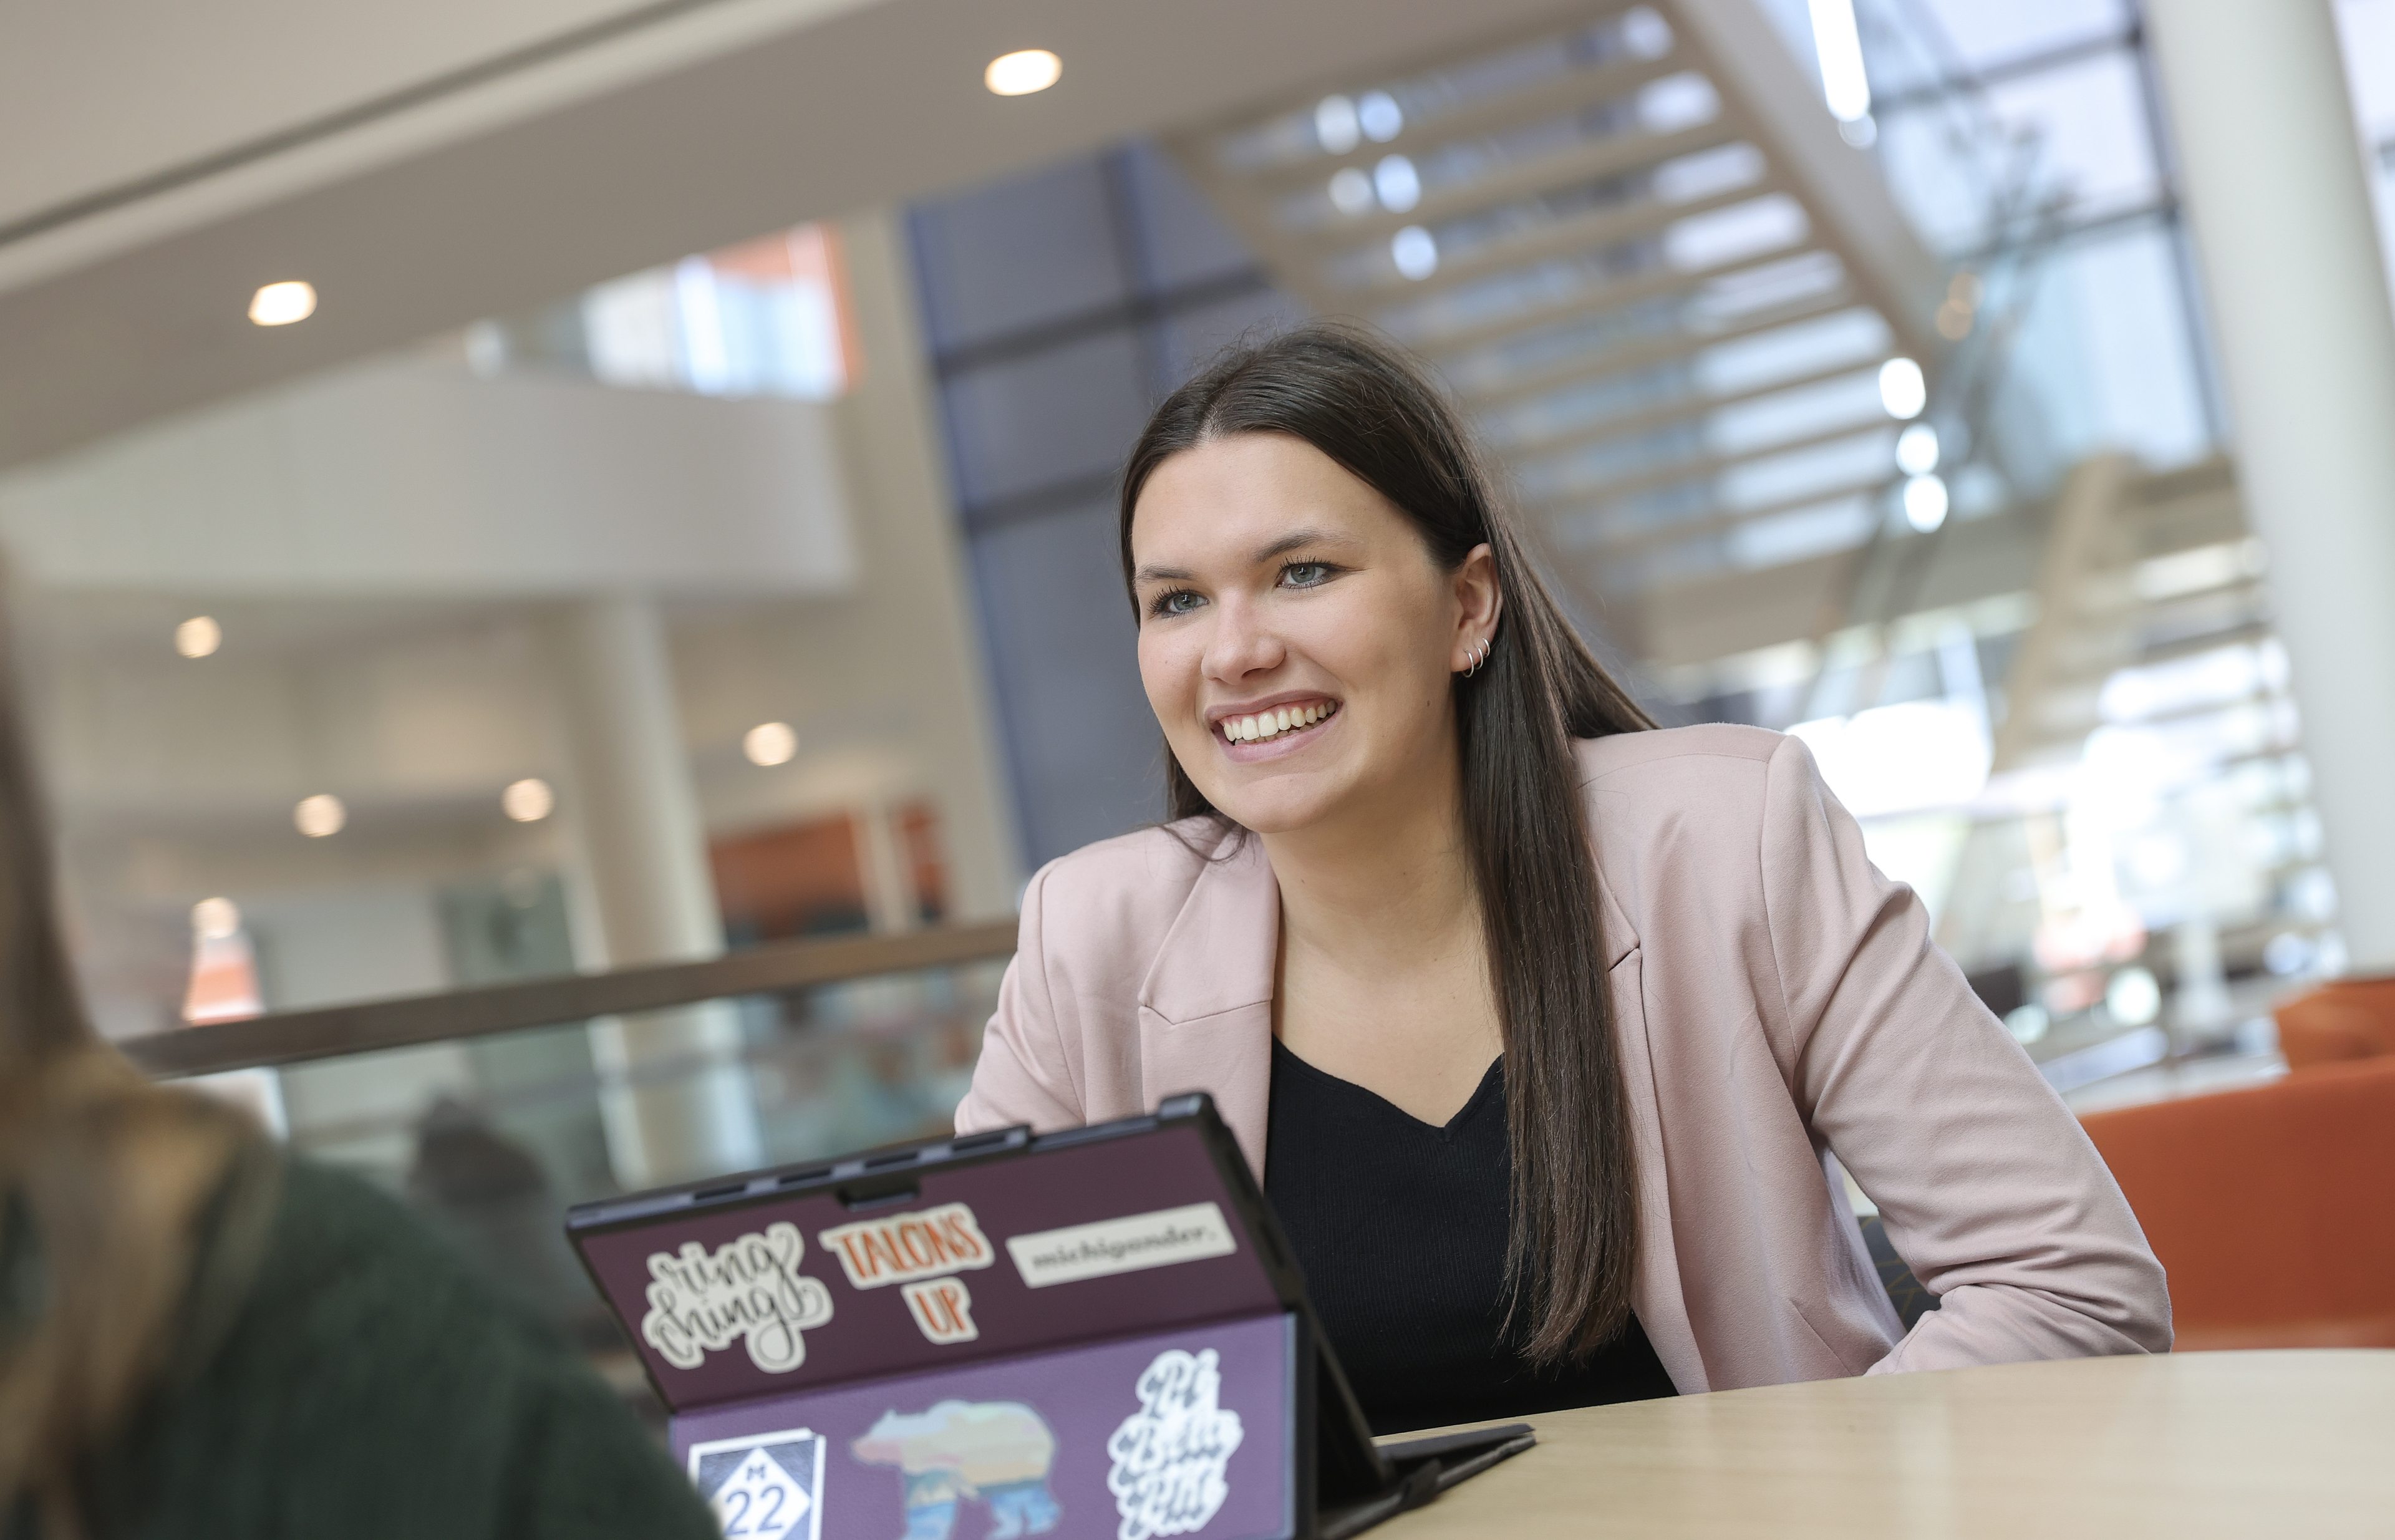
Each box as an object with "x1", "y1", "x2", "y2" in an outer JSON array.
[
  {"x1": 1131, "y1": 563, "x2": 1193, "y2": 584},
  {"x1": 1250, "y1": 528, "x2": 1362, "y2": 563}
]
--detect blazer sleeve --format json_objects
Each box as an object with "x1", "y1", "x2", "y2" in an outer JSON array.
[
  {"x1": 953, "y1": 860, "x2": 1088, "y2": 1137},
  {"x1": 1755, "y1": 733, "x2": 2172, "y2": 1370}
]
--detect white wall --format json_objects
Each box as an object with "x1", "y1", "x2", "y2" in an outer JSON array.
[
  {"x1": 31, "y1": 207, "x2": 1021, "y2": 1036},
  {"x1": 0, "y1": 361, "x2": 857, "y2": 597}
]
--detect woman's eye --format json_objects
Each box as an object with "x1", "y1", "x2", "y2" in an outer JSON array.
[
  {"x1": 1149, "y1": 589, "x2": 1204, "y2": 619},
  {"x1": 1281, "y1": 562, "x2": 1335, "y2": 588}
]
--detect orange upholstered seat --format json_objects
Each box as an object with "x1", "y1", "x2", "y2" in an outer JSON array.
[
  {"x1": 2274, "y1": 977, "x2": 2395, "y2": 1069},
  {"x1": 2079, "y1": 1057, "x2": 2395, "y2": 1351}
]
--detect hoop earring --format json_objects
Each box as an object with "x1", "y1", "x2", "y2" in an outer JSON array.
[{"x1": 1460, "y1": 637, "x2": 1491, "y2": 679}]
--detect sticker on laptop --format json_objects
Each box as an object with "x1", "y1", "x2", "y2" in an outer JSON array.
[
  {"x1": 1107, "y1": 1348, "x2": 1243, "y2": 1540},
  {"x1": 900, "y1": 1276, "x2": 980, "y2": 1345},
  {"x1": 1005, "y1": 1203, "x2": 1237, "y2": 1289},
  {"x1": 853, "y1": 1401, "x2": 1060, "y2": 1539},
  {"x1": 819, "y1": 1202, "x2": 997, "y2": 1291},
  {"x1": 689, "y1": 1427, "x2": 825, "y2": 1540},
  {"x1": 641, "y1": 1221, "x2": 836, "y2": 1373}
]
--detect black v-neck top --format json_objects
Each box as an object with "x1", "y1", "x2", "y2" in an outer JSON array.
[{"x1": 1262, "y1": 1037, "x2": 1677, "y2": 1435}]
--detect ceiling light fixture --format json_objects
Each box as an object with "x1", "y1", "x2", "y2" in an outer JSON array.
[
  {"x1": 1390, "y1": 226, "x2": 1439, "y2": 281},
  {"x1": 985, "y1": 49, "x2": 1061, "y2": 96},
  {"x1": 192, "y1": 896, "x2": 243, "y2": 941},
  {"x1": 502, "y1": 777, "x2": 556, "y2": 823},
  {"x1": 175, "y1": 615, "x2": 223, "y2": 659},
  {"x1": 1902, "y1": 473, "x2": 1950, "y2": 533},
  {"x1": 294, "y1": 793, "x2": 346, "y2": 838},
  {"x1": 248, "y1": 281, "x2": 317, "y2": 326},
  {"x1": 1895, "y1": 422, "x2": 1941, "y2": 477},
  {"x1": 1806, "y1": 0, "x2": 1872, "y2": 124},
  {"x1": 744, "y1": 721, "x2": 798, "y2": 767},
  {"x1": 1314, "y1": 95, "x2": 1361, "y2": 155},
  {"x1": 1877, "y1": 356, "x2": 1927, "y2": 419}
]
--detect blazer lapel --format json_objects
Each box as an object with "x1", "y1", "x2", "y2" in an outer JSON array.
[{"x1": 1136, "y1": 828, "x2": 1280, "y2": 1181}]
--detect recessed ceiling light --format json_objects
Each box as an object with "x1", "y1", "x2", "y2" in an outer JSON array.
[
  {"x1": 502, "y1": 777, "x2": 556, "y2": 823},
  {"x1": 744, "y1": 721, "x2": 798, "y2": 767},
  {"x1": 294, "y1": 793, "x2": 346, "y2": 838},
  {"x1": 191, "y1": 896, "x2": 242, "y2": 941},
  {"x1": 1877, "y1": 356, "x2": 1927, "y2": 420},
  {"x1": 175, "y1": 615, "x2": 222, "y2": 658},
  {"x1": 985, "y1": 49, "x2": 1061, "y2": 96},
  {"x1": 248, "y1": 280, "x2": 317, "y2": 326}
]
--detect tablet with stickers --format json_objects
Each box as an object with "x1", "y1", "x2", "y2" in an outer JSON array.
[{"x1": 567, "y1": 1092, "x2": 1532, "y2": 1540}]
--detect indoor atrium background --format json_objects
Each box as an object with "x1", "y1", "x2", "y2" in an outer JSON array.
[{"x1": 4, "y1": 0, "x2": 2393, "y2": 1393}]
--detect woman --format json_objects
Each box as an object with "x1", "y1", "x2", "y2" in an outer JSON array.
[
  {"x1": 956, "y1": 323, "x2": 2169, "y2": 1433},
  {"x1": 0, "y1": 603, "x2": 715, "y2": 1537}
]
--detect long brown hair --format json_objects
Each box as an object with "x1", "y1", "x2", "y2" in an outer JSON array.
[
  {"x1": 0, "y1": 582, "x2": 273, "y2": 1526},
  {"x1": 1119, "y1": 322, "x2": 1655, "y2": 1361}
]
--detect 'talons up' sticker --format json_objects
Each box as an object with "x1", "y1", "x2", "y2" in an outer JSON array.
[
  {"x1": 642, "y1": 1221, "x2": 836, "y2": 1373},
  {"x1": 819, "y1": 1203, "x2": 995, "y2": 1345}
]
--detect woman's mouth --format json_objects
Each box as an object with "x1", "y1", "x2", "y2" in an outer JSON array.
[{"x1": 1213, "y1": 699, "x2": 1340, "y2": 748}]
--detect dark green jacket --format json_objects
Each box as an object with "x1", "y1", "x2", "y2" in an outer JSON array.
[{"x1": 70, "y1": 1160, "x2": 718, "y2": 1540}]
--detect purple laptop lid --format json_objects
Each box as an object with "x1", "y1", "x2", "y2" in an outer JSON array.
[{"x1": 573, "y1": 1116, "x2": 1290, "y2": 1412}]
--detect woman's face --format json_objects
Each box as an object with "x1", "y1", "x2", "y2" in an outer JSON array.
[{"x1": 1129, "y1": 432, "x2": 1499, "y2": 837}]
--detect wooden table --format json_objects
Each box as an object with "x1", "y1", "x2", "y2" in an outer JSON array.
[{"x1": 1383, "y1": 1351, "x2": 2395, "y2": 1538}]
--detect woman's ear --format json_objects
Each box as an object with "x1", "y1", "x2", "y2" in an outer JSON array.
[{"x1": 1453, "y1": 542, "x2": 1502, "y2": 668}]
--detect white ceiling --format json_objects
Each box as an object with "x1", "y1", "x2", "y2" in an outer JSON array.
[{"x1": 0, "y1": 0, "x2": 1597, "y2": 471}]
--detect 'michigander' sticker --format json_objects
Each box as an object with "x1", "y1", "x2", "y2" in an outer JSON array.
[
  {"x1": 818, "y1": 1202, "x2": 997, "y2": 1291},
  {"x1": 689, "y1": 1428, "x2": 825, "y2": 1540},
  {"x1": 1005, "y1": 1203, "x2": 1237, "y2": 1289}
]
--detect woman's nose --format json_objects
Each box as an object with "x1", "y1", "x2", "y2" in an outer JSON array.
[{"x1": 1203, "y1": 599, "x2": 1284, "y2": 682}]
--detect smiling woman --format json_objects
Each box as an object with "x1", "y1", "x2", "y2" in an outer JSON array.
[{"x1": 955, "y1": 323, "x2": 2169, "y2": 1434}]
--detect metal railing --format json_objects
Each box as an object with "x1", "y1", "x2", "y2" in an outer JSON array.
[{"x1": 122, "y1": 919, "x2": 1020, "y2": 1080}]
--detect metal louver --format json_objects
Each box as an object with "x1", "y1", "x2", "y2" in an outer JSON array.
[{"x1": 1172, "y1": 0, "x2": 1945, "y2": 649}]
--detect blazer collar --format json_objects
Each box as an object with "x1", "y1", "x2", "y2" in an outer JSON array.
[{"x1": 1137, "y1": 825, "x2": 1280, "y2": 1025}]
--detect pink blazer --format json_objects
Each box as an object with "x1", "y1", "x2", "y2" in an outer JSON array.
[{"x1": 956, "y1": 724, "x2": 2171, "y2": 1393}]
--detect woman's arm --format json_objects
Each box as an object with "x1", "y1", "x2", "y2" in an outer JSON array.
[
  {"x1": 1756, "y1": 734, "x2": 2171, "y2": 1370},
  {"x1": 954, "y1": 861, "x2": 1088, "y2": 1137}
]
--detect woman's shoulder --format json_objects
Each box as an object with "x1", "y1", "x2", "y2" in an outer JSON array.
[
  {"x1": 1023, "y1": 816, "x2": 1241, "y2": 926},
  {"x1": 1571, "y1": 723, "x2": 1833, "y2": 879},
  {"x1": 1573, "y1": 720, "x2": 1789, "y2": 787},
  {"x1": 1012, "y1": 816, "x2": 1271, "y2": 1009}
]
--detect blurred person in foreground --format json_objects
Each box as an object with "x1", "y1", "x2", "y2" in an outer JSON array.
[{"x1": 0, "y1": 603, "x2": 716, "y2": 1538}]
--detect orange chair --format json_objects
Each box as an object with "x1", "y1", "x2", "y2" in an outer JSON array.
[
  {"x1": 2079, "y1": 1057, "x2": 2395, "y2": 1351},
  {"x1": 2273, "y1": 976, "x2": 2395, "y2": 1069}
]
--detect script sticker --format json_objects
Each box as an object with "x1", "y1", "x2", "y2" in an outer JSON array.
[
  {"x1": 1106, "y1": 1348, "x2": 1244, "y2": 1540},
  {"x1": 641, "y1": 1221, "x2": 835, "y2": 1373},
  {"x1": 818, "y1": 1202, "x2": 997, "y2": 1291}
]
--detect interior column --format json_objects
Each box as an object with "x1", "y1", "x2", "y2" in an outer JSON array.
[
  {"x1": 2147, "y1": 0, "x2": 2395, "y2": 972},
  {"x1": 546, "y1": 592, "x2": 763, "y2": 1185}
]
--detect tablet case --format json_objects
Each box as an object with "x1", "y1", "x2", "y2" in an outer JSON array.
[{"x1": 567, "y1": 1093, "x2": 1531, "y2": 1540}]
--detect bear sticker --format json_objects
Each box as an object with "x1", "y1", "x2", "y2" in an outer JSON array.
[{"x1": 851, "y1": 1400, "x2": 1060, "y2": 1540}]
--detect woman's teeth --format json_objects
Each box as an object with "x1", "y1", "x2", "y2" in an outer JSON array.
[{"x1": 1221, "y1": 702, "x2": 1336, "y2": 743}]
